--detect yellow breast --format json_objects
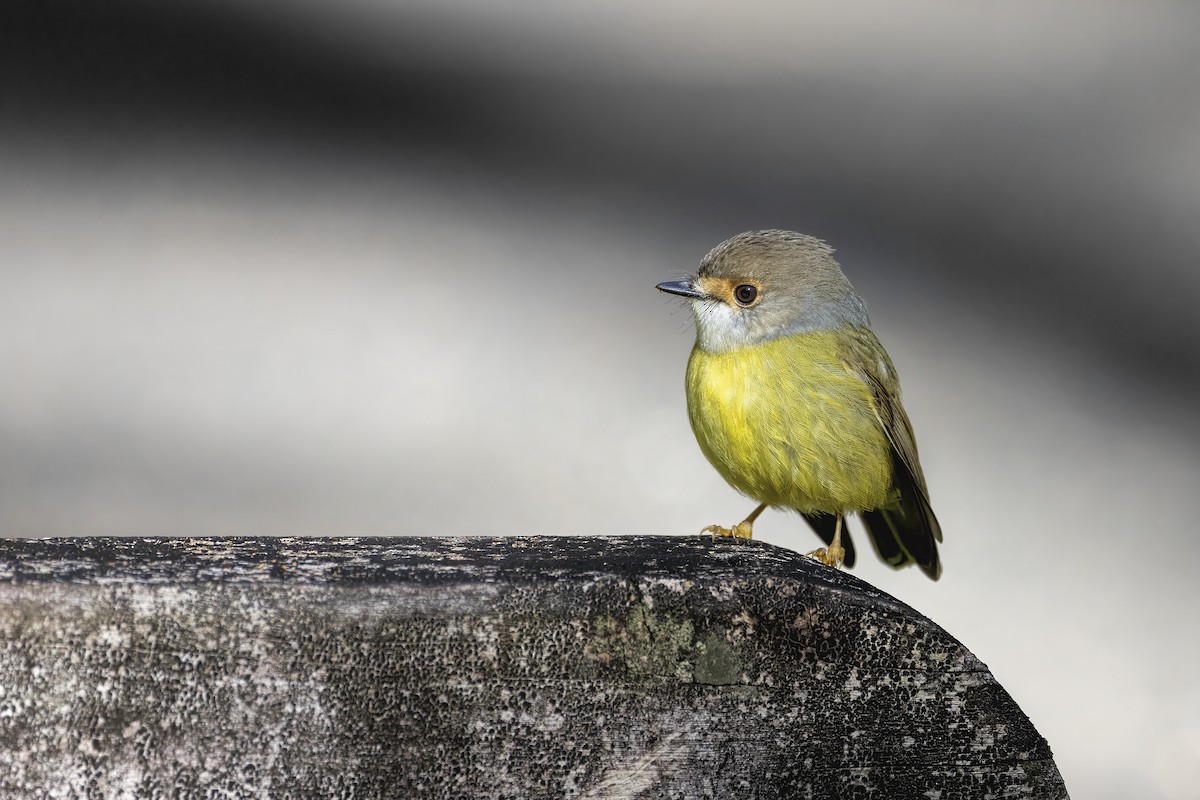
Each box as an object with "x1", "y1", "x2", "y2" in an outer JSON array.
[{"x1": 685, "y1": 331, "x2": 894, "y2": 514}]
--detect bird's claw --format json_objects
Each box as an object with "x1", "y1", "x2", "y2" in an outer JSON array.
[
  {"x1": 702, "y1": 522, "x2": 754, "y2": 541},
  {"x1": 806, "y1": 543, "x2": 846, "y2": 569}
]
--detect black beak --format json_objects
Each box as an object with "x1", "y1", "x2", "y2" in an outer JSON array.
[{"x1": 655, "y1": 280, "x2": 707, "y2": 299}]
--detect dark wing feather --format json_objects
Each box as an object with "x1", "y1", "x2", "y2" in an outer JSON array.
[
  {"x1": 840, "y1": 329, "x2": 943, "y2": 580},
  {"x1": 800, "y1": 512, "x2": 856, "y2": 567},
  {"x1": 860, "y1": 509, "x2": 905, "y2": 567}
]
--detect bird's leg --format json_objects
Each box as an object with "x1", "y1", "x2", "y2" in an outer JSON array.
[
  {"x1": 703, "y1": 503, "x2": 768, "y2": 541},
  {"x1": 807, "y1": 514, "x2": 847, "y2": 568}
]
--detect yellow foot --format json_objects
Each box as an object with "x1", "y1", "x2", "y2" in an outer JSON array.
[
  {"x1": 702, "y1": 503, "x2": 766, "y2": 542},
  {"x1": 806, "y1": 542, "x2": 846, "y2": 569},
  {"x1": 701, "y1": 521, "x2": 754, "y2": 540},
  {"x1": 806, "y1": 513, "x2": 846, "y2": 569}
]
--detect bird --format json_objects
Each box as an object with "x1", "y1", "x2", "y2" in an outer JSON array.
[{"x1": 656, "y1": 230, "x2": 942, "y2": 579}]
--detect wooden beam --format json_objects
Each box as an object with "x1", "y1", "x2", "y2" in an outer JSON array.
[{"x1": 0, "y1": 536, "x2": 1068, "y2": 799}]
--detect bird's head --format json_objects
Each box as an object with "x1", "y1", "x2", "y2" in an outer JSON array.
[{"x1": 657, "y1": 229, "x2": 869, "y2": 353}]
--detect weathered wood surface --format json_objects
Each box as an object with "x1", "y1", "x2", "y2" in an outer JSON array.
[{"x1": 0, "y1": 536, "x2": 1068, "y2": 799}]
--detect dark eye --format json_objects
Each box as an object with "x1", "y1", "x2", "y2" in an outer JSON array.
[{"x1": 733, "y1": 284, "x2": 758, "y2": 306}]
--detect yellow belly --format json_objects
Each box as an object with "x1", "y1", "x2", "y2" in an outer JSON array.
[{"x1": 685, "y1": 331, "x2": 894, "y2": 513}]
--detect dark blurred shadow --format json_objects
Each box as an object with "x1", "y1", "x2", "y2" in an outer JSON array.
[{"x1": 3, "y1": 0, "x2": 1198, "y2": 427}]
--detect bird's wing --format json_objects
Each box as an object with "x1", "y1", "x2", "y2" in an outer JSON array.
[{"x1": 839, "y1": 328, "x2": 942, "y2": 580}]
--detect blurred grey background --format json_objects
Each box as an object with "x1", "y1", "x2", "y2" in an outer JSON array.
[{"x1": 2, "y1": 0, "x2": 1198, "y2": 795}]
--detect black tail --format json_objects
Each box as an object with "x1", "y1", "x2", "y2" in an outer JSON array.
[{"x1": 861, "y1": 451, "x2": 942, "y2": 580}]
